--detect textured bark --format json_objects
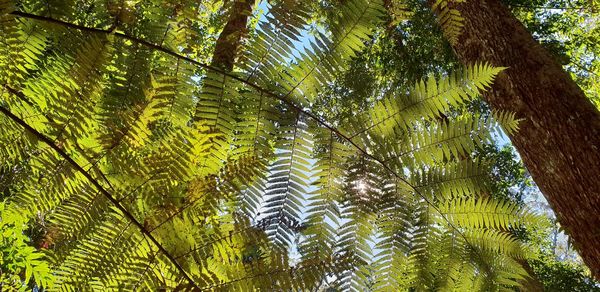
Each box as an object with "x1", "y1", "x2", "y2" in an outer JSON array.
[
  {"x1": 211, "y1": 0, "x2": 254, "y2": 71},
  {"x1": 440, "y1": 0, "x2": 600, "y2": 279}
]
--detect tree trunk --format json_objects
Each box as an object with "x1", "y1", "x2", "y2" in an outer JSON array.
[
  {"x1": 211, "y1": 0, "x2": 254, "y2": 71},
  {"x1": 439, "y1": 0, "x2": 600, "y2": 279},
  {"x1": 194, "y1": 0, "x2": 254, "y2": 121}
]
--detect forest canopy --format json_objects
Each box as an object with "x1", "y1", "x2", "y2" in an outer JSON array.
[{"x1": 0, "y1": 0, "x2": 599, "y2": 291}]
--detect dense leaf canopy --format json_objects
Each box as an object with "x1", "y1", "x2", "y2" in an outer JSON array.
[{"x1": 2, "y1": 0, "x2": 595, "y2": 290}]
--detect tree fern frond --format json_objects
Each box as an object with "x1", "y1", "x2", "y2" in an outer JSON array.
[
  {"x1": 439, "y1": 197, "x2": 541, "y2": 230},
  {"x1": 468, "y1": 245, "x2": 529, "y2": 290},
  {"x1": 387, "y1": 0, "x2": 414, "y2": 27},
  {"x1": 431, "y1": 0, "x2": 464, "y2": 45},
  {"x1": 193, "y1": 71, "x2": 245, "y2": 176},
  {"x1": 9, "y1": 148, "x2": 83, "y2": 214},
  {"x1": 335, "y1": 211, "x2": 376, "y2": 291},
  {"x1": 240, "y1": 0, "x2": 310, "y2": 83},
  {"x1": 0, "y1": 14, "x2": 48, "y2": 87},
  {"x1": 348, "y1": 63, "x2": 504, "y2": 139},
  {"x1": 411, "y1": 159, "x2": 490, "y2": 199},
  {"x1": 98, "y1": 81, "x2": 161, "y2": 151},
  {"x1": 335, "y1": 164, "x2": 384, "y2": 290},
  {"x1": 492, "y1": 109, "x2": 522, "y2": 135},
  {"x1": 229, "y1": 90, "x2": 277, "y2": 161},
  {"x1": 371, "y1": 182, "x2": 418, "y2": 291},
  {"x1": 300, "y1": 128, "x2": 352, "y2": 260},
  {"x1": 407, "y1": 203, "x2": 438, "y2": 290},
  {"x1": 22, "y1": 33, "x2": 113, "y2": 145},
  {"x1": 464, "y1": 229, "x2": 527, "y2": 259},
  {"x1": 274, "y1": 0, "x2": 384, "y2": 105},
  {"x1": 151, "y1": 59, "x2": 195, "y2": 129},
  {"x1": 51, "y1": 210, "x2": 139, "y2": 289},
  {"x1": 261, "y1": 113, "x2": 312, "y2": 247},
  {"x1": 0, "y1": 104, "x2": 200, "y2": 289},
  {"x1": 381, "y1": 114, "x2": 501, "y2": 169}
]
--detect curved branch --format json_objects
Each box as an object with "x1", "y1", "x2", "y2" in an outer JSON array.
[{"x1": 0, "y1": 103, "x2": 200, "y2": 289}]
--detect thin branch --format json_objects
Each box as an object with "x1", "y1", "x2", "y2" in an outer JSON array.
[
  {"x1": 0, "y1": 104, "x2": 200, "y2": 289},
  {"x1": 3, "y1": 85, "x2": 118, "y2": 193}
]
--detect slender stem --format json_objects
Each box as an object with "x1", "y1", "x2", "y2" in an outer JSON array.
[{"x1": 0, "y1": 104, "x2": 200, "y2": 290}]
